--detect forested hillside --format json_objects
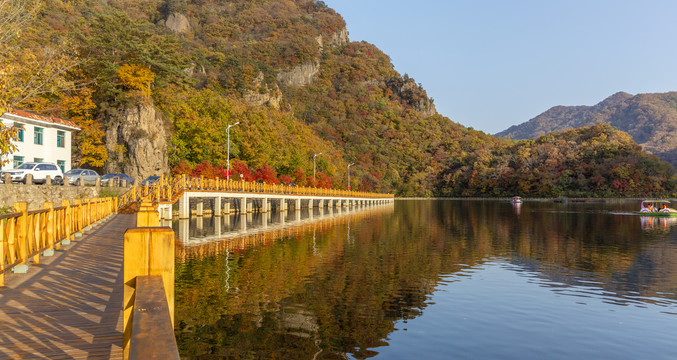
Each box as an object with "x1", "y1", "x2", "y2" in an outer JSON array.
[
  {"x1": 497, "y1": 91, "x2": 677, "y2": 168},
  {"x1": 2, "y1": 0, "x2": 675, "y2": 197},
  {"x1": 439, "y1": 125, "x2": 674, "y2": 197}
]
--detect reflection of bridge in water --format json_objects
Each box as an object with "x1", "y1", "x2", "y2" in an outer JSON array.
[{"x1": 171, "y1": 203, "x2": 394, "y2": 260}]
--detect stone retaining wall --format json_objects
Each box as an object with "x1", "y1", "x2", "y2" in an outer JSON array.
[{"x1": 0, "y1": 184, "x2": 128, "y2": 211}]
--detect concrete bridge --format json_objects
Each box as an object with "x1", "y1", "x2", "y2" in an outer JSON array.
[
  {"x1": 161, "y1": 190, "x2": 393, "y2": 220},
  {"x1": 117, "y1": 175, "x2": 394, "y2": 220},
  {"x1": 170, "y1": 200, "x2": 393, "y2": 245}
]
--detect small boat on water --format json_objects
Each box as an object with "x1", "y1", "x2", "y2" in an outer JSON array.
[
  {"x1": 510, "y1": 196, "x2": 523, "y2": 204},
  {"x1": 639, "y1": 200, "x2": 677, "y2": 217}
]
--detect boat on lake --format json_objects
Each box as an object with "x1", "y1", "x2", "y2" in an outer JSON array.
[
  {"x1": 510, "y1": 196, "x2": 523, "y2": 204},
  {"x1": 639, "y1": 200, "x2": 677, "y2": 217}
]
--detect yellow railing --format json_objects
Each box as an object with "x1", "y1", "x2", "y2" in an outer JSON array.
[
  {"x1": 124, "y1": 210, "x2": 178, "y2": 359},
  {"x1": 118, "y1": 175, "x2": 393, "y2": 210},
  {"x1": 0, "y1": 197, "x2": 118, "y2": 286}
]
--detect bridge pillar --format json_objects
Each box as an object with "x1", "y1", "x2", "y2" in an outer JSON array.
[
  {"x1": 196, "y1": 202, "x2": 204, "y2": 217},
  {"x1": 295, "y1": 198, "x2": 301, "y2": 211},
  {"x1": 159, "y1": 205, "x2": 172, "y2": 220},
  {"x1": 262, "y1": 198, "x2": 269, "y2": 213},
  {"x1": 196, "y1": 215, "x2": 203, "y2": 232},
  {"x1": 280, "y1": 198, "x2": 287, "y2": 211},
  {"x1": 215, "y1": 196, "x2": 222, "y2": 216},
  {"x1": 178, "y1": 219, "x2": 189, "y2": 242},
  {"x1": 246, "y1": 199, "x2": 253, "y2": 213},
  {"x1": 223, "y1": 200, "x2": 230, "y2": 215},
  {"x1": 214, "y1": 216, "x2": 222, "y2": 238},
  {"x1": 308, "y1": 199, "x2": 313, "y2": 209},
  {"x1": 179, "y1": 193, "x2": 190, "y2": 219},
  {"x1": 239, "y1": 198, "x2": 246, "y2": 213},
  {"x1": 239, "y1": 214, "x2": 247, "y2": 231},
  {"x1": 224, "y1": 213, "x2": 230, "y2": 229}
]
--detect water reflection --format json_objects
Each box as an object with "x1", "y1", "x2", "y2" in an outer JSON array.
[
  {"x1": 174, "y1": 200, "x2": 677, "y2": 359},
  {"x1": 640, "y1": 216, "x2": 677, "y2": 231},
  {"x1": 512, "y1": 201, "x2": 522, "y2": 215}
]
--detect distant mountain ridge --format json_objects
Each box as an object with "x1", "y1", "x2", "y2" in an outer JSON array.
[{"x1": 496, "y1": 91, "x2": 677, "y2": 167}]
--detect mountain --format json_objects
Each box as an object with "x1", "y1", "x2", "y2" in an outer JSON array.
[
  {"x1": 4, "y1": 0, "x2": 675, "y2": 197},
  {"x1": 496, "y1": 92, "x2": 677, "y2": 168}
]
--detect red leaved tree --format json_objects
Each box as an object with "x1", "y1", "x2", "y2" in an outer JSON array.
[
  {"x1": 172, "y1": 160, "x2": 192, "y2": 176},
  {"x1": 316, "y1": 172, "x2": 332, "y2": 189},
  {"x1": 254, "y1": 164, "x2": 279, "y2": 184},
  {"x1": 293, "y1": 167, "x2": 306, "y2": 186},
  {"x1": 191, "y1": 161, "x2": 225, "y2": 178},
  {"x1": 279, "y1": 174, "x2": 293, "y2": 185},
  {"x1": 231, "y1": 159, "x2": 254, "y2": 181}
]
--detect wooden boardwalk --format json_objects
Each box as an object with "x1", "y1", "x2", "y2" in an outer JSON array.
[{"x1": 0, "y1": 214, "x2": 136, "y2": 359}]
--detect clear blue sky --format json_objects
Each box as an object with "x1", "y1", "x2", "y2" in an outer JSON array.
[{"x1": 323, "y1": 0, "x2": 677, "y2": 134}]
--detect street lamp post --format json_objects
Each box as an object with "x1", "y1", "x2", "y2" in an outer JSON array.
[
  {"x1": 313, "y1": 152, "x2": 322, "y2": 186},
  {"x1": 347, "y1": 163, "x2": 354, "y2": 190},
  {"x1": 226, "y1": 122, "x2": 240, "y2": 181}
]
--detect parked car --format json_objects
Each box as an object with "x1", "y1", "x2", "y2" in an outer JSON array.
[
  {"x1": 101, "y1": 173, "x2": 135, "y2": 186},
  {"x1": 0, "y1": 162, "x2": 63, "y2": 184},
  {"x1": 65, "y1": 169, "x2": 101, "y2": 185},
  {"x1": 141, "y1": 176, "x2": 161, "y2": 186}
]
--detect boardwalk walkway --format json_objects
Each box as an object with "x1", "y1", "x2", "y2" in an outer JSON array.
[{"x1": 0, "y1": 214, "x2": 135, "y2": 359}]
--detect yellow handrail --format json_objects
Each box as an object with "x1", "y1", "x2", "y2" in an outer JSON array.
[
  {"x1": 0, "y1": 197, "x2": 116, "y2": 286},
  {"x1": 117, "y1": 175, "x2": 393, "y2": 211}
]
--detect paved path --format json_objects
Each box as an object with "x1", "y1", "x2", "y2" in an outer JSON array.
[{"x1": 0, "y1": 214, "x2": 136, "y2": 359}]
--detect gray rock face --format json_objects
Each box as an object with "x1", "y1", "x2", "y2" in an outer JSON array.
[
  {"x1": 327, "y1": 28, "x2": 349, "y2": 47},
  {"x1": 316, "y1": 27, "x2": 349, "y2": 50},
  {"x1": 276, "y1": 61, "x2": 320, "y2": 87},
  {"x1": 244, "y1": 72, "x2": 282, "y2": 108},
  {"x1": 104, "y1": 103, "x2": 168, "y2": 181},
  {"x1": 165, "y1": 13, "x2": 191, "y2": 34}
]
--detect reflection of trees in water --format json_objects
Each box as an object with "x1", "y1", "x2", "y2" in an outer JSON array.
[{"x1": 175, "y1": 200, "x2": 677, "y2": 358}]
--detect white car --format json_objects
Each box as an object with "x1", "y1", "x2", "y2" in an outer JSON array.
[{"x1": 0, "y1": 162, "x2": 64, "y2": 185}]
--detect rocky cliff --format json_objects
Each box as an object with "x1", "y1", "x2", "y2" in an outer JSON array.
[{"x1": 104, "y1": 103, "x2": 169, "y2": 180}]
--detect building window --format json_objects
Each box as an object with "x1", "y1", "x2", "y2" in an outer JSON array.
[
  {"x1": 13, "y1": 156, "x2": 24, "y2": 168},
  {"x1": 34, "y1": 158, "x2": 44, "y2": 163},
  {"x1": 34, "y1": 127, "x2": 43, "y2": 145},
  {"x1": 14, "y1": 123, "x2": 24, "y2": 142},
  {"x1": 57, "y1": 130, "x2": 65, "y2": 148},
  {"x1": 57, "y1": 160, "x2": 65, "y2": 172}
]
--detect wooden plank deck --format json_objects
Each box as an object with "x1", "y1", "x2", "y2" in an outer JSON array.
[{"x1": 0, "y1": 214, "x2": 136, "y2": 359}]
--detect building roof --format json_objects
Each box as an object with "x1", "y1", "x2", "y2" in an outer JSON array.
[{"x1": 3, "y1": 109, "x2": 81, "y2": 130}]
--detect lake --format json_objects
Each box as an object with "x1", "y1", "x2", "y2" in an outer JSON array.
[{"x1": 172, "y1": 199, "x2": 677, "y2": 359}]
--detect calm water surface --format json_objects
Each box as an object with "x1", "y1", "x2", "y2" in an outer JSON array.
[{"x1": 173, "y1": 200, "x2": 677, "y2": 359}]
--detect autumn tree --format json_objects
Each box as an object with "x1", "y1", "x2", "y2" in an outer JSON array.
[
  {"x1": 254, "y1": 164, "x2": 279, "y2": 184},
  {"x1": 59, "y1": 88, "x2": 107, "y2": 167}
]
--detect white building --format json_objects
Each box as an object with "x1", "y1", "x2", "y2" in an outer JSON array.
[{"x1": 0, "y1": 110, "x2": 80, "y2": 172}]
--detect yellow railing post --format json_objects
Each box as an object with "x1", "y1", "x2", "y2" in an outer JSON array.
[
  {"x1": 44, "y1": 202, "x2": 55, "y2": 252},
  {"x1": 137, "y1": 201, "x2": 160, "y2": 227},
  {"x1": 123, "y1": 227, "x2": 175, "y2": 358},
  {"x1": 62, "y1": 199, "x2": 72, "y2": 243},
  {"x1": 13, "y1": 202, "x2": 27, "y2": 269}
]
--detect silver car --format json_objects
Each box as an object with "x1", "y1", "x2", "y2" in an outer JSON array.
[{"x1": 65, "y1": 169, "x2": 101, "y2": 185}]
